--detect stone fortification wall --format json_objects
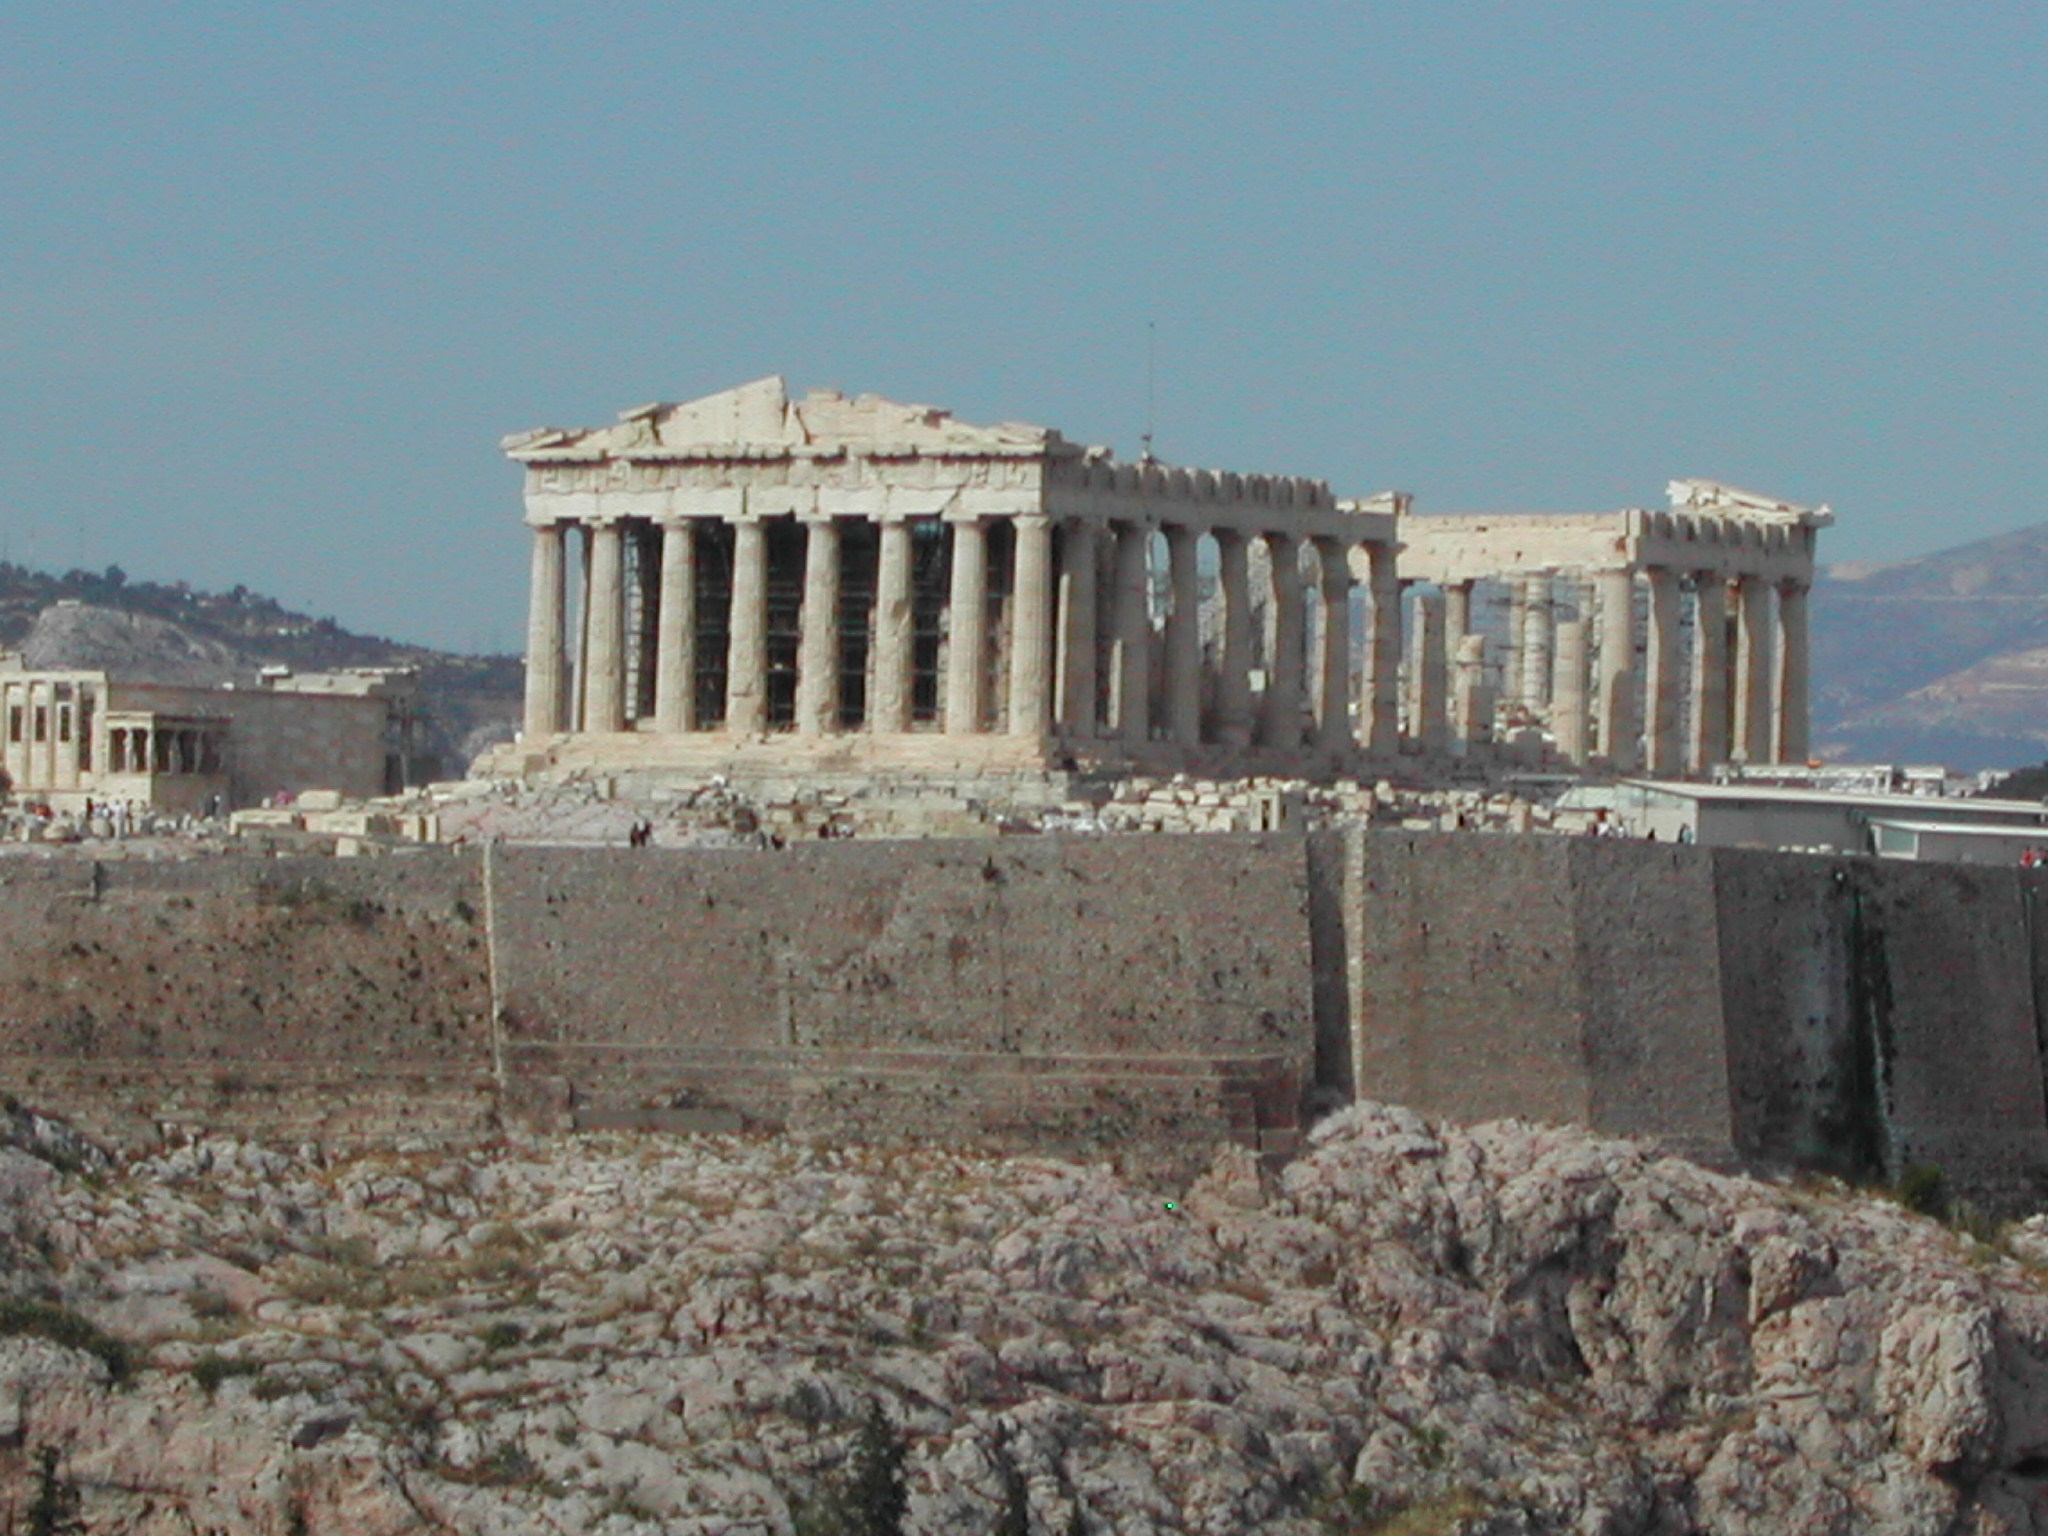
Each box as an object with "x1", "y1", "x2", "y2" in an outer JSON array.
[
  {"x1": 1343, "y1": 835, "x2": 1734, "y2": 1160},
  {"x1": 0, "y1": 853, "x2": 496, "y2": 1145},
  {"x1": 0, "y1": 835, "x2": 2043, "y2": 1201},
  {"x1": 489, "y1": 836, "x2": 1316, "y2": 1175},
  {"x1": 1345, "y1": 833, "x2": 2048, "y2": 1207},
  {"x1": 1711, "y1": 851, "x2": 2048, "y2": 1204}
]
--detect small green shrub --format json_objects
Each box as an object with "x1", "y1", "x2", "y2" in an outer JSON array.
[
  {"x1": 25, "y1": 1443, "x2": 84, "y2": 1536},
  {"x1": 0, "y1": 1298, "x2": 132, "y2": 1383},
  {"x1": 791, "y1": 1403, "x2": 908, "y2": 1536},
  {"x1": 188, "y1": 1286, "x2": 235, "y2": 1322},
  {"x1": 191, "y1": 1351, "x2": 262, "y2": 1398},
  {"x1": 1895, "y1": 1162, "x2": 1947, "y2": 1219},
  {"x1": 252, "y1": 1372, "x2": 302, "y2": 1402}
]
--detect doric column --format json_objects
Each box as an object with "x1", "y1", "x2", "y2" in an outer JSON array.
[
  {"x1": 1054, "y1": 520, "x2": 1098, "y2": 738},
  {"x1": 1452, "y1": 634, "x2": 1491, "y2": 754},
  {"x1": 41, "y1": 683, "x2": 59, "y2": 789},
  {"x1": 1645, "y1": 567, "x2": 1683, "y2": 774},
  {"x1": 1214, "y1": 531, "x2": 1256, "y2": 749},
  {"x1": 725, "y1": 519, "x2": 769, "y2": 734},
  {"x1": 1164, "y1": 524, "x2": 1203, "y2": 747},
  {"x1": 1503, "y1": 579, "x2": 1527, "y2": 707},
  {"x1": 1411, "y1": 588, "x2": 1447, "y2": 753},
  {"x1": 1521, "y1": 573, "x2": 1553, "y2": 709},
  {"x1": 1315, "y1": 539, "x2": 1353, "y2": 752},
  {"x1": 944, "y1": 518, "x2": 989, "y2": 735},
  {"x1": 794, "y1": 516, "x2": 842, "y2": 735},
  {"x1": 1553, "y1": 618, "x2": 1589, "y2": 764},
  {"x1": 1594, "y1": 569, "x2": 1636, "y2": 771},
  {"x1": 870, "y1": 516, "x2": 914, "y2": 732},
  {"x1": 21, "y1": 683, "x2": 42, "y2": 790},
  {"x1": 1687, "y1": 574, "x2": 1729, "y2": 772},
  {"x1": 1009, "y1": 514, "x2": 1054, "y2": 739},
  {"x1": 1, "y1": 683, "x2": 21, "y2": 787},
  {"x1": 1364, "y1": 543, "x2": 1401, "y2": 755},
  {"x1": 583, "y1": 520, "x2": 627, "y2": 733},
  {"x1": 1443, "y1": 581, "x2": 1471, "y2": 667},
  {"x1": 652, "y1": 519, "x2": 695, "y2": 732},
  {"x1": 571, "y1": 524, "x2": 592, "y2": 729},
  {"x1": 522, "y1": 522, "x2": 567, "y2": 739},
  {"x1": 1732, "y1": 575, "x2": 1773, "y2": 763},
  {"x1": 1774, "y1": 579, "x2": 1812, "y2": 765},
  {"x1": 1111, "y1": 522, "x2": 1152, "y2": 744},
  {"x1": 1259, "y1": 534, "x2": 1304, "y2": 750}
]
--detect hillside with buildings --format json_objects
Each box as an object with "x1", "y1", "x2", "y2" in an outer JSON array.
[
  {"x1": 0, "y1": 564, "x2": 521, "y2": 777},
  {"x1": 1813, "y1": 523, "x2": 2048, "y2": 770}
]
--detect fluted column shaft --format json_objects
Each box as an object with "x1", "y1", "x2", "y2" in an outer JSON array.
[
  {"x1": 1645, "y1": 568, "x2": 1683, "y2": 774},
  {"x1": 1412, "y1": 588, "x2": 1447, "y2": 752},
  {"x1": 1453, "y1": 635, "x2": 1491, "y2": 753},
  {"x1": 523, "y1": 522, "x2": 567, "y2": 738},
  {"x1": 1554, "y1": 617, "x2": 1589, "y2": 763},
  {"x1": 1733, "y1": 576, "x2": 1773, "y2": 763},
  {"x1": 1216, "y1": 531, "x2": 1255, "y2": 749},
  {"x1": 1521, "y1": 574, "x2": 1553, "y2": 708},
  {"x1": 1111, "y1": 522, "x2": 1152, "y2": 744},
  {"x1": 1687, "y1": 575, "x2": 1729, "y2": 772},
  {"x1": 1443, "y1": 581, "x2": 1471, "y2": 668},
  {"x1": 583, "y1": 521, "x2": 627, "y2": 732},
  {"x1": 1366, "y1": 544, "x2": 1401, "y2": 754},
  {"x1": 1260, "y1": 535, "x2": 1304, "y2": 750},
  {"x1": 652, "y1": 520, "x2": 695, "y2": 732},
  {"x1": 870, "y1": 517, "x2": 914, "y2": 732},
  {"x1": 1315, "y1": 540, "x2": 1353, "y2": 751},
  {"x1": 1, "y1": 683, "x2": 22, "y2": 786},
  {"x1": 945, "y1": 518, "x2": 989, "y2": 735},
  {"x1": 1009, "y1": 515, "x2": 1055, "y2": 738},
  {"x1": 1503, "y1": 580, "x2": 1527, "y2": 707},
  {"x1": 1594, "y1": 569, "x2": 1636, "y2": 771},
  {"x1": 1165, "y1": 524, "x2": 1202, "y2": 747},
  {"x1": 1055, "y1": 521, "x2": 1098, "y2": 738},
  {"x1": 1774, "y1": 580, "x2": 1812, "y2": 764},
  {"x1": 795, "y1": 517, "x2": 842, "y2": 735},
  {"x1": 725, "y1": 519, "x2": 769, "y2": 734},
  {"x1": 571, "y1": 525, "x2": 592, "y2": 729}
]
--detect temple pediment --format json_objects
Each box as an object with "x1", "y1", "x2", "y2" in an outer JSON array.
[
  {"x1": 505, "y1": 377, "x2": 1065, "y2": 462},
  {"x1": 1668, "y1": 478, "x2": 1834, "y2": 528}
]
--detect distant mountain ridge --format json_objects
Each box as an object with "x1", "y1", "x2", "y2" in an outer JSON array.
[
  {"x1": 0, "y1": 563, "x2": 521, "y2": 775},
  {"x1": 1813, "y1": 522, "x2": 2048, "y2": 770}
]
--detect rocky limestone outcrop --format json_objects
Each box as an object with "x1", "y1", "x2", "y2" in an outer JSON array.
[{"x1": 1, "y1": 1106, "x2": 2047, "y2": 1532}]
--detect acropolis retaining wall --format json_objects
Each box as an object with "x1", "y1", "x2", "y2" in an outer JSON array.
[{"x1": 0, "y1": 837, "x2": 2043, "y2": 1203}]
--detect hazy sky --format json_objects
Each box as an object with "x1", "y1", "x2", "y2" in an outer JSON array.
[{"x1": 5, "y1": 3, "x2": 2044, "y2": 651}]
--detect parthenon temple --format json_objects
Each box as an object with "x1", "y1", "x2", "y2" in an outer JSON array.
[
  {"x1": 1395, "y1": 479, "x2": 1831, "y2": 772},
  {"x1": 500, "y1": 378, "x2": 1830, "y2": 781}
]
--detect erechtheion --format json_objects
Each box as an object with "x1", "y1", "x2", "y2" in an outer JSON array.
[
  {"x1": 0, "y1": 659, "x2": 424, "y2": 813},
  {"x1": 501, "y1": 377, "x2": 1829, "y2": 781}
]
